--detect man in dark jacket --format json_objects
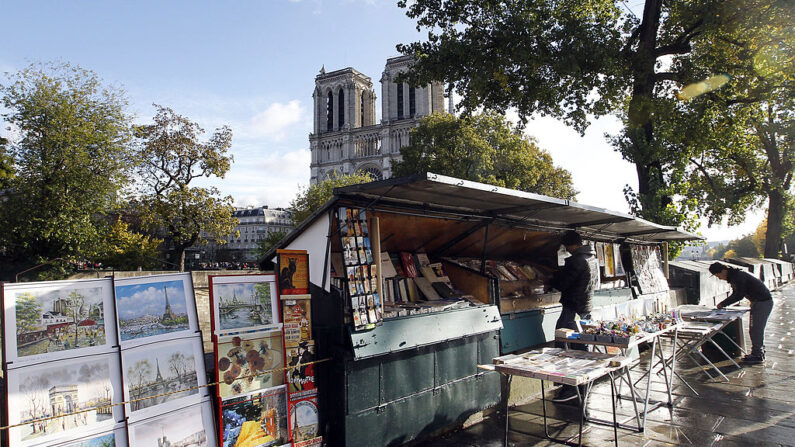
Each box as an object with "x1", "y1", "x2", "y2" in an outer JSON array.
[
  {"x1": 709, "y1": 262, "x2": 773, "y2": 365},
  {"x1": 550, "y1": 230, "x2": 600, "y2": 402}
]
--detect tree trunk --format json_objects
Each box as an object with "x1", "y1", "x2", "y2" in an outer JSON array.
[
  {"x1": 627, "y1": 0, "x2": 668, "y2": 222},
  {"x1": 764, "y1": 189, "x2": 785, "y2": 258},
  {"x1": 178, "y1": 248, "x2": 186, "y2": 272}
]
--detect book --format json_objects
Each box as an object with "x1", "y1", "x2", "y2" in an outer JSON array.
[
  {"x1": 398, "y1": 278, "x2": 409, "y2": 302},
  {"x1": 380, "y1": 252, "x2": 398, "y2": 277},
  {"x1": 416, "y1": 253, "x2": 431, "y2": 267},
  {"x1": 420, "y1": 265, "x2": 438, "y2": 281},
  {"x1": 413, "y1": 277, "x2": 442, "y2": 300},
  {"x1": 496, "y1": 264, "x2": 518, "y2": 281},
  {"x1": 400, "y1": 252, "x2": 418, "y2": 277},
  {"x1": 432, "y1": 281, "x2": 457, "y2": 299},
  {"x1": 406, "y1": 278, "x2": 420, "y2": 302}
]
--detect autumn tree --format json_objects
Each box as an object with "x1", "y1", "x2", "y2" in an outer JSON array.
[
  {"x1": 94, "y1": 218, "x2": 162, "y2": 270},
  {"x1": 134, "y1": 105, "x2": 238, "y2": 271},
  {"x1": 392, "y1": 112, "x2": 577, "y2": 199},
  {"x1": 289, "y1": 172, "x2": 373, "y2": 225},
  {"x1": 0, "y1": 63, "x2": 134, "y2": 271},
  {"x1": 396, "y1": 0, "x2": 790, "y2": 233}
]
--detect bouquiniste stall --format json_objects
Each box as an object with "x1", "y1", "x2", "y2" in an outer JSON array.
[{"x1": 263, "y1": 173, "x2": 698, "y2": 447}]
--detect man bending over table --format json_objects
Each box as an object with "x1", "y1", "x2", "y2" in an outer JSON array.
[{"x1": 709, "y1": 262, "x2": 773, "y2": 365}]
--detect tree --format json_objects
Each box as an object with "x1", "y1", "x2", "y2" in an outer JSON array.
[
  {"x1": 64, "y1": 290, "x2": 86, "y2": 348},
  {"x1": 255, "y1": 230, "x2": 288, "y2": 259},
  {"x1": 658, "y1": 1, "x2": 794, "y2": 257},
  {"x1": 392, "y1": 112, "x2": 577, "y2": 199},
  {"x1": 0, "y1": 136, "x2": 13, "y2": 190},
  {"x1": 94, "y1": 218, "x2": 162, "y2": 270},
  {"x1": 15, "y1": 292, "x2": 42, "y2": 335},
  {"x1": 128, "y1": 360, "x2": 152, "y2": 411},
  {"x1": 0, "y1": 63, "x2": 133, "y2": 269},
  {"x1": 134, "y1": 105, "x2": 238, "y2": 271},
  {"x1": 289, "y1": 172, "x2": 373, "y2": 225},
  {"x1": 168, "y1": 352, "x2": 188, "y2": 379},
  {"x1": 396, "y1": 0, "x2": 790, "y2": 231}
]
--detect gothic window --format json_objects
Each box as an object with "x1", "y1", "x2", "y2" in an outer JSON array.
[
  {"x1": 409, "y1": 87, "x2": 416, "y2": 117},
  {"x1": 397, "y1": 82, "x2": 404, "y2": 119},
  {"x1": 360, "y1": 93, "x2": 365, "y2": 126},
  {"x1": 357, "y1": 166, "x2": 383, "y2": 180},
  {"x1": 327, "y1": 91, "x2": 333, "y2": 131},
  {"x1": 338, "y1": 88, "x2": 345, "y2": 130}
]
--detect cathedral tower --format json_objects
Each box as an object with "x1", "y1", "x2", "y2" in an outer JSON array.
[{"x1": 309, "y1": 57, "x2": 448, "y2": 184}]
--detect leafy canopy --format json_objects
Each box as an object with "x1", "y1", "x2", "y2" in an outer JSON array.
[
  {"x1": 134, "y1": 105, "x2": 238, "y2": 271},
  {"x1": 290, "y1": 172, "x2": 374, "y2": 225},
  {"x1": 392, "y1": 112, "x2": 577, "y2": 199},
  {"x1": 0, "y1": 62, "x2": 133, "y2": 266},
  {"x1": 93, "y1": 218, "x2": 163, "y2": 271}
]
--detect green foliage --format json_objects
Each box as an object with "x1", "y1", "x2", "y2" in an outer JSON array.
[
  {"x1": 94, "y1": 218, "x2": 162, "y2": 270},
  {"x1": 0, "y1": 62, "x2": 134, "y2": 267},
  {"x1": 289, "y1": 172, "x2": 374, "y2": 225},
  {"x1": 0, "y1": 136, "x2": 13, "y2": 190},
  {"x1": 392, "y1": 112, "x2": 577, "y2": 199},
  {"x1": 255, "y1": 230, "x2": 288, "y2": 259},
  {"x1": 396, "y1": 0, "x2": 792, "y2": 233},
  {"x1": 134, "y1": 105, "x2": 238, "y2": 271},
  {"x1": 15, "y1": 292, "x2": 41, "y2": 334},
  {"x1": 711, "y1": 235, "x2": 760, "y2": 259}
]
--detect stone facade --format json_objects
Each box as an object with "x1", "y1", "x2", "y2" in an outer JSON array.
[{"x1": 309, "y1": 55, "x2": 447, "y2": 184}]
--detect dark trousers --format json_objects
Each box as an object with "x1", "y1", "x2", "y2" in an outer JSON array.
[
  {"x1": 750, "y1": 299, "x2": 773, "y2": 357},
  {"x1": 555, "y1": 306, "x2": 591, "y2": 351}
]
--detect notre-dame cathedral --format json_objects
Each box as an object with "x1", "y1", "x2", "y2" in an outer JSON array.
[{"x1": 309, "y1": 55, "x2": 448, "y2": 184}]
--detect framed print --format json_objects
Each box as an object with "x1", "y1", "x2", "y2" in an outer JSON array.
[
  {"x1": 6, "y1": 353, "x2": 123, "y2": 447},
  {"x1": 210, "y1": 274, "x2": 280, "y2": 336},
  {"x1": 2, "y1": 278, "x2": 117, "y2": 368},
  {"x1": 282, "y1": 296, "x2": 312, "y2": 348},
  {"x1": 128, "y1": 400, "x2": 216, "y2": 447},
  {"x1": 121, "y1": 336, "x2": 207, "y2": 421},
  {"x1": 286, "y1": 341, "x2": 316, "y2": 397},
  {"x1": 276, "y1": 250, "x2": 309, "y2": 296},
  {"x1": 216, "y1": 330, "x2": 284, "y2": 399},
  {"x1": 288, "y1": 394, "x2": 321, "y2": 445},
  {"x1": 220, "y1": 385, "x2": 289, "y2": 447},
  {"x1": 51, "y1": 425, "x2": 128, "y2": 447},
  {"x1": 113, "y1": 273, "x2": 199, "y2": 348}
]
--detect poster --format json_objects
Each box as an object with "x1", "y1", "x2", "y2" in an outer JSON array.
[
  {"x1": 6, "y1": 354, "x2": 123, "y2": 447},
  {"x1": 220, "y1": 385, "x2": 289, "y2": 447},
  {"x1": 288, "y1": 395, "x2": 321, "y2": 445},
  {"x1": 2, "y1": 278, "x2": 117, "y2": 367},
  {"x1": 128, "y1": 400, "x2": 216, "y2": 447},
  {"x1": 277, "y1": 250, "x2": 309, "y2": 295},
  {"x1": 113, "y1": 273, "x2": 199, "y2": 348},
  {"x1": 217, "y1": 331, "x2": 284, "y2": 398},
  {"x1": 121, "y1": 336, "x2": 206, "y2": 420},
  {"x1": 210, "y1": 274, "x2": 280, "y2": 335},
  {"x1": 286, "y1": 341, "x2": 316, "y2": 397},
  {"x1": 282, "y1": 296, "x2": 312, "y2": 348}
]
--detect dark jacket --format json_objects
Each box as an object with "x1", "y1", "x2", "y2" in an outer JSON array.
[
  {"x1": 551, "y1": 245, "x2": 599, "y2": 314},
  {"x1": 718, "y1": 269, "x2": 772, "y2": 308}
]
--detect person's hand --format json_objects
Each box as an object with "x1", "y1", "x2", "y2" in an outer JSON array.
[{"x1": 716, "y1": 303, "x2": 724, "y2": 310}]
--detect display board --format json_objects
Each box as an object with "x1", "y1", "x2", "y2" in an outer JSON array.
[
  {"x1": 338, "y1": 207, "x2": 383, "y2": 331},
  {"x1": 1, "y1": 273, "x2": 214, "y2": 447},
  {"x1": 632, "y1": 245, "x2": 669, "y2": 294}
]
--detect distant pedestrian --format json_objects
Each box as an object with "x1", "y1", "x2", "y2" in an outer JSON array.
[{"x1": 709, "y1": 262, "x2": 773, "y2": 364}]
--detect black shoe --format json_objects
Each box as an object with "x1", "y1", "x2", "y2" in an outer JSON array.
[
  {"x1": 551, "y1": 387, "x2": 578, "y2": 403},
  {"x1": 742, "y1": 354, "x2": 764, "y2": 365}
]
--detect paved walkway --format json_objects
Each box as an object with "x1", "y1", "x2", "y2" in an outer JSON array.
[{"x1": 420, "y1": 284, "x2": 795, "y2": 446}]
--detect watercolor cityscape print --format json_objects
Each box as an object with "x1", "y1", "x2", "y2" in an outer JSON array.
[
  {"x1": 131, "y1": 405, "x2": 208, "y2": 447},
  {"x1": 15, "y1": 357, "x2": 114, "y2": 442},
  {"x1": 123, "y1": 340, "x2": 199, "y2": 412},
  {"x1": 14, "y1": 285, "x2": 106, "y2": 358},
  {"x1": 61, "y1": 432, "x2": 116, "y2": 447},
  {"x1": 115, "y1": 279, "x2": 190, "y2": 341},
  {"x1": 215, "y1": 282, "x2": 275, "y2": 331}
]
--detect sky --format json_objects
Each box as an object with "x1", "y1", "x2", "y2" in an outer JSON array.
[
  {"x1": 114, "y1": 280, "x2": 187, "y2": 320},
  {"x1": 0, "y1": 0, "x2": 765, "y2": 242}
]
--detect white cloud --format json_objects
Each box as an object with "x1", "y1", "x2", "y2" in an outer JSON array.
[{"x1": 245, "y1": 100, "x2": 305, "y2": 141}]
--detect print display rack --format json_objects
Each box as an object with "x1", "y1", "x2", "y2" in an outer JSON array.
[
  {"x1": 1, "y1": 272, "x2": 216, "y2": 447},
  {"x1": 338, "y1": 207, "x2": 383, "y2": 332},
  {"x1": 209, "y1": 272, "x2": 292, "y2": 447},
  {"x1": 276, "y1": 250, "x2": 322, "y2": 447}
]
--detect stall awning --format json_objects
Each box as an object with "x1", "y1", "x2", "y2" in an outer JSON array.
[{"x1": 334, "y1": 173, "x2": 701, "y2": 243}]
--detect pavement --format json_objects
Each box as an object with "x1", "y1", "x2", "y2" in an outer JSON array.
[{"x1": 418, "y1": 283, "x2": 795, "y2": 447}]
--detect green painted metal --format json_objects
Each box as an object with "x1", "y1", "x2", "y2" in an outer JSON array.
[
  {"x1": 500, "y1": 307, "x2": 561, "y2": 353},
  {"x1": 345, "y1": 358, "x2": 380, "y2": 414},
  {"x1": 349, "y1": 305, "x2": 502, "y2": 360},
  {"x1": 435, "y1": 337, "x2": 478, "y2": 384},
  {"x1": 381, "y1": 349, "x2": 435, "y2": 402}
]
